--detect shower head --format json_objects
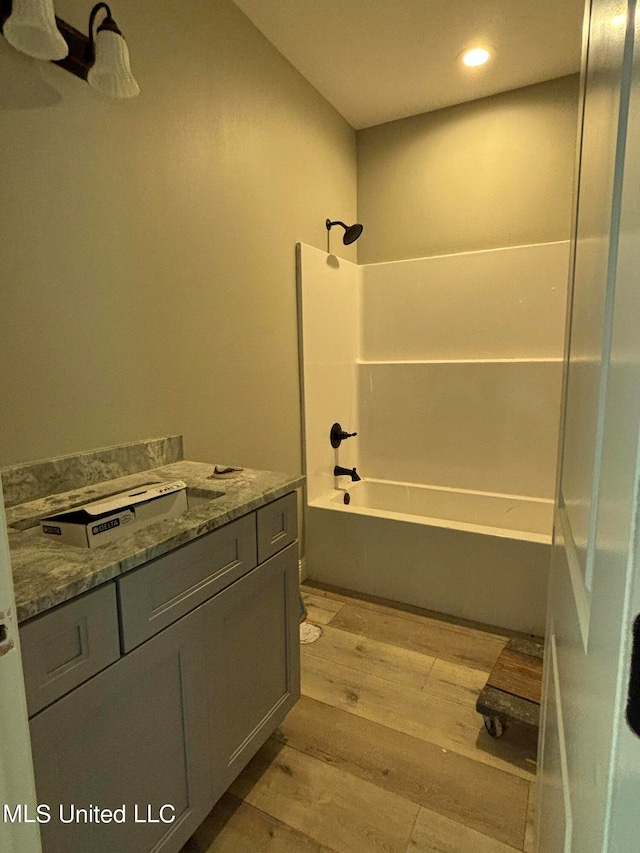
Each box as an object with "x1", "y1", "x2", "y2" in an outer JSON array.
[{"x1": 326, "y1": 219, "x2": 364, "y2": 245}]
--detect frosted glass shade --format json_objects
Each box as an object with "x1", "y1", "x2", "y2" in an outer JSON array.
[
  {"x1": 87, "y1": 28, "x2": 139, "y2": 99},
  {"x1": 3, "y1": 0, "x2": 68, "y2": 60}
]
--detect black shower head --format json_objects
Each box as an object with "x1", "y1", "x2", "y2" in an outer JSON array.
[{"x1": 326, "y1": 219, "x2": 364, "y2": 245}]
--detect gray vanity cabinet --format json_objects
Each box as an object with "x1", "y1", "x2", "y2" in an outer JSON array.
[
  {"x1": 204, "y1": 541, "x2": 300, "y2": 803},
  {"x1": 29, "y1": 605, "x2": 211, "y2": 853},
  {"x1": 23, "y1": 491, "x2": 301, "y2": 853}
]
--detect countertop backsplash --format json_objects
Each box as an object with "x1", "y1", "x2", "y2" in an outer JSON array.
[{"x1": 1, "y1": 435, "x2": 184, "y2": 509}]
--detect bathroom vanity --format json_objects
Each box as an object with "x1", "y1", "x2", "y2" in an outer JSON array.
[{"x1": 3, "y1": 438, "x2": 303, "y2": 853}]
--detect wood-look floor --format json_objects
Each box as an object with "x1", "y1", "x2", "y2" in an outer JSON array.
[{"x1": 183, "y1": 584, "x2": 538, "y2": 853}]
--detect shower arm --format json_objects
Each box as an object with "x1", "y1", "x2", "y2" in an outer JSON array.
[{"x1": 325, "y1": 218, "x2": 363, "y2": 245}]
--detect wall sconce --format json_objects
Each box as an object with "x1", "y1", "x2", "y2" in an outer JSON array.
[
  {"x1": 85, "y1": 2, "x2": 138, "y2": 98},
  {"x1": 1, "y1": 0, "x2": 139, "y2": 99},
  {"x1": 2, "y1": 0, "x2": 68, "y2": 60}
]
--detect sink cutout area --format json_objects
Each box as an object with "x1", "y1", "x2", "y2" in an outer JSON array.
[{"x1": 185, "y1": 487, "x2": 225, "y2": 509}]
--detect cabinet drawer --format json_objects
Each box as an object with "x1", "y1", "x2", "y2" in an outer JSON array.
[
  {"x1": 20, "y1": 583, "x2": 120, "y2": 717},
  {"x1": 256, "y1": 492, "x2": 298, "y2": 563},
  {"x1": 118, "y1": 514, "x2": 257, "y2": 651}
]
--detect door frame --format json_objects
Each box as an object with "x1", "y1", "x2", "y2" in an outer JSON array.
[{"x1": 0, "y1": 483, "x2": 42, "y2": 853}]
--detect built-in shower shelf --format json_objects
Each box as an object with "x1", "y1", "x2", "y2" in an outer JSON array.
[{"x1": 357, "y1": 357, "x2": 563, "y2": 365}]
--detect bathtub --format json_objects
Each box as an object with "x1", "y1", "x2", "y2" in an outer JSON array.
[
  {"x1": 306, "y1": 478, "x2": 552, "y2": 635},
  {"x1": 311, "y1": 479, "x2": 553, "y2": 544}
]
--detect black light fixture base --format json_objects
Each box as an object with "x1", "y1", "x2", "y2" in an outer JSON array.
[{"x1": 54, "y1": 17, "x2": 92, "y2": 80}]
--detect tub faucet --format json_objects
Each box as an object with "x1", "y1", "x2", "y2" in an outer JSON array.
[{"x1": 334, "y1": 465, "x2": 361, "y2": 482}]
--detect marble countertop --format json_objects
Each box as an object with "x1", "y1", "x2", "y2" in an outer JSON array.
[{"x1": 7, "y1": 460, "x2": 304, "y2": 623}]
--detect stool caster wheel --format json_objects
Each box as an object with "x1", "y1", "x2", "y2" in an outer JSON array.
[{"x1": 484, "y1": 715, "x2": 505, "y2": 738}]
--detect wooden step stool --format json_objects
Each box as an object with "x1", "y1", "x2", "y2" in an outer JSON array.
[{"x1": 476, "y1": 637, "x2": 544, "y2": 738}]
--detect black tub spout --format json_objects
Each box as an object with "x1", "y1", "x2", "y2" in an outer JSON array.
[{"x1": 334, "y1": 466, "x2": 361, "y2": 482}]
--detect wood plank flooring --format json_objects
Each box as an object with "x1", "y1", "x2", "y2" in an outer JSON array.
[
  {"x1": 303, "y1": 593, "x2": 345, "y2": 626},
  {"x1": 182, "y1": 583, "x2": 539, "y2": 853}
]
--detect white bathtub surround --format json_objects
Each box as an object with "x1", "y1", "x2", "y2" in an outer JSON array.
[
  {"x1": 296, "y1": 245, "x2": 361, "y2": 503},
  {"x1": 361, "y1": 242, "x2": 569, "y2": 361},
  {"x1": 359, "y1": 359, "x2": 563, "y2": 497},
  {"x1": 298, "y1": 241, "x2": 569, "y2": 633}
]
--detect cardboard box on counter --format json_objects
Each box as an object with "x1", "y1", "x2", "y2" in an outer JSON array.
[{"x1": 39, "y1": 481, "x2": 188, "y2": 548}]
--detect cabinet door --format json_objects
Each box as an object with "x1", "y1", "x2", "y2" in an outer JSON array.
[
  {"x1": 29, "y1": 606, "x2": 211, "y2": 853},
  {"x1": 205, "y1": 543, "x2": 300, "y2": 802}
]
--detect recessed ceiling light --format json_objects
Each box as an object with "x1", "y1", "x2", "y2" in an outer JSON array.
[
  {"x1": 460, "y1": 47, "x2": 493, "y2": 68},
  {"x1": 612, "y1": 13, "x2": 627, "y2": 26}
]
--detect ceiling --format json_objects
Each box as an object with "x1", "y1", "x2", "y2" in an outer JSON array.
[{"x1": 231, "y1": 0, "x2": 585, "y2": 129}]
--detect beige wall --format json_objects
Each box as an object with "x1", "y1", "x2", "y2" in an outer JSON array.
[
  {"x1": 0, "y1": 0, "x2": 356, "y2": 470},
  {"x1": 356, "y1": 75, "x2": 580, "y2": 264}
]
